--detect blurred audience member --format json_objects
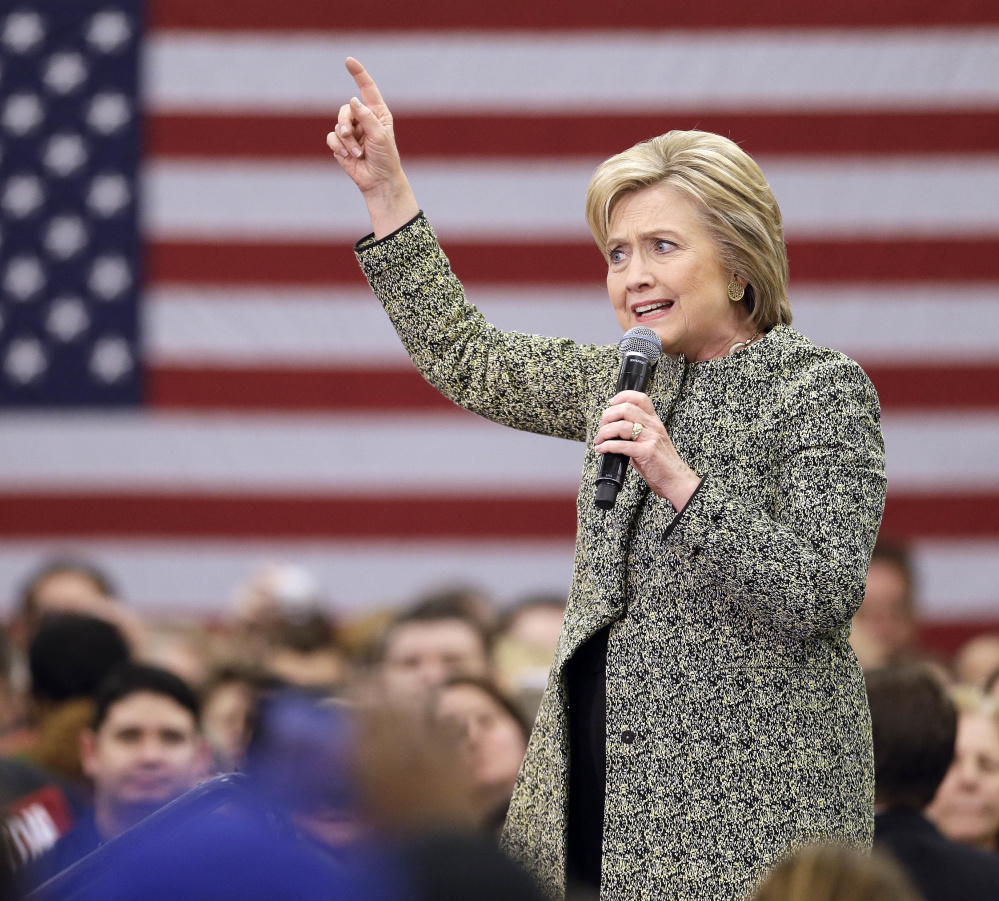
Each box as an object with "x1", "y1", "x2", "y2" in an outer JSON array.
[
  {"x1": 0, "y1": 626, "x2": 28, "y2": 754},
  {"x1": 409, "y1": 587, "x2": 498, "y2": 641},
  {"x1": 15, "y1": 559, "x2": 141, "y2": 651},
  {"x1": 264, "y1": 611, "x2": 347, "y2": 693},
  {"x1": 230, "y1": 563, "x2": 327, "y2": 664},
  {"x1": 376, "y1": 598, "x2": 492, "y2": 699},
  {"x1": 493, "y1": 595, "x2": 565, "y2": 722},
  {"x1": 25, "y1": 615, "x2": 131, "y2": 785},
  {"x1": 867, "y1": 666, "x2": 999, "y2": 900},
  {"x1": 244, "y1": 691, "x2": 360, "y2": 853},
  {"x1": 926, "y1": 686, "x2": 999, "y2": 855},
  {"x1": 26, "y1": 664, "x2": 209, "y2": 885},
  {"x1": 954, "y1": 634, "x2": 999, "y2": 689},
  {"x1": 201, "y1": 666, "x2": 268, "y2": 775},
  {"x1": 139, "y1": 622, "x2": 212, "y2": 690},
  {"x1": 433, "y1": 678, "x2": 529, "y2": 836},
  {"x1": 850, "y1": 541, "x2": 919, "y2": 669},
  {"x1": 751, "y1": 843, "x2": 920, "y2": 901}
]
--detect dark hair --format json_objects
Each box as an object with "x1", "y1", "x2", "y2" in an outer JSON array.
[
  {"x1": 376, "y1": 595, "x2": 493, "y2": 664},
  {"x1": 92, "y1": 664, "x2": 201, "y2": 732},
  {"x1": 20, "y1": 558, "x2": 116, "y2": 623},
  {"x1": 272, "y1": 610, "x2": 337, "y2": 654},
  {"x1": 436, "y1": 676, "x2": 530, "y2": 742},
  {"x1": 29, "y1": 613, "x2": 130, "y2": 704},
  {"x1": 869, "y1": 540, "x2": 916, "y2": 612},
  {"x1": 866, "y1": 665, "x2": 957, "y2": 811}
]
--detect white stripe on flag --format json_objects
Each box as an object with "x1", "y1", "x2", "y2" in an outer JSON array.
[
  {"x1": 2, "y1": 412, "x2": 999, "y2": 492},
  {"x1": 143, "y1": 158, "x2": 999, "y2": 239},
  {"x1": 145, "y1": 30, "x2": 999, "y2": 113},
  {"x1": 146, "y1": 285, "x2": 999, "y2": 366}
]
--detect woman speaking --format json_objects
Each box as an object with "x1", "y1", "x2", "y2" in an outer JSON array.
[{"x1": 328, "y1": 59, "x2": 886, "y2": 901}]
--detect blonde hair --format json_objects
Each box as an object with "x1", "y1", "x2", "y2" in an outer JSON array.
[
  {"x1": 752, "y1": 844, "x2": 920, "y2": 901},
  {"x1": 585, "y1": 130, "x2": 791, "y2": 330},
  {"x1": 951, "y1": 685, "x2": 999, "y2": 730}
]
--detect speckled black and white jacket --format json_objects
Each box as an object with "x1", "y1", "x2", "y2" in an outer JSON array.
[{"x1": 357, "y1": 214, "x2": 887, "y2": 901}]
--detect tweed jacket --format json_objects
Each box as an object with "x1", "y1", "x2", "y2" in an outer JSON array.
[{"x1": 357, "y1": 215, "x2": 887, "y2": 901}]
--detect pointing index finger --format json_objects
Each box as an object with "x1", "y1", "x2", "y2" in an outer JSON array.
[{"x1": 345, "y1": 57, "x2": 387, "y2": 112}]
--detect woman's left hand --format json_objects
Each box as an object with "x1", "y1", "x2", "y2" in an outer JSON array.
[{"x1": 595, "y1": 390, "x2": 702, "y2": 509}]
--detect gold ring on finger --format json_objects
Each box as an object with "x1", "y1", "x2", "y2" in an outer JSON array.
[{"x1": 631, "y1": 422, "x2": 643, "y2": 441}]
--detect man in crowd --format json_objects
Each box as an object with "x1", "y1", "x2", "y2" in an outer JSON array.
[
  {"x1": 867, "y1": 665, "x2": 999, "y2": 900},
  {"x1": 28, "y1": 664, "x2": 209, "y2": 885},
  {"x1": 851, "y1": 541, "x2": 920, "y2": 669},
  {"x1": 377, "y1": 596, "x2": 493, "y2": 699}
]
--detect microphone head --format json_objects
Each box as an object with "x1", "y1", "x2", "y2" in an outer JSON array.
[{"x1": 619, "y1": 326, "x2": 662, "y2": 365}]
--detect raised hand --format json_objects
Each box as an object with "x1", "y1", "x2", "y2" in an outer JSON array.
[{"x1": 327, "y1": 58, "x2": 419, "y2": 238}]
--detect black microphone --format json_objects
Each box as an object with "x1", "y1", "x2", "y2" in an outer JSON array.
[{"x1": 594, "y1": 327, "x2": 663, "y2": 510}]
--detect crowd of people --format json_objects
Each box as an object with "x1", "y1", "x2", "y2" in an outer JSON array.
[{"x1": 0, "y1": 542, "x2": 997, "y2": 899}]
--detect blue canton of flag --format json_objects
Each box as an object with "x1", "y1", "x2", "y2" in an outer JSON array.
[{"x1": 0, "y1": 0, "x2": 141, "y2": 406}]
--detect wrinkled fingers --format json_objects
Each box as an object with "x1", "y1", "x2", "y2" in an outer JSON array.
[{"x1": 594, "y1": 418, "x2": 647, "y2": 447}]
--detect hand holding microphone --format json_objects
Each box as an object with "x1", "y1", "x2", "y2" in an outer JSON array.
[{"x1": 594, "y1": 327, "x2": 701, "y2": 511}]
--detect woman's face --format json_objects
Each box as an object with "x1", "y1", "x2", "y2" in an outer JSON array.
[
  {"x1": 435, "y1": 684, "x2": 527, "y2": 791},
  {"x1": 605, "y1": 184, "x2": 748, "y2": 362},
  {"x1": 927, "y1": 711, "x2": 999, "y2": 851}
]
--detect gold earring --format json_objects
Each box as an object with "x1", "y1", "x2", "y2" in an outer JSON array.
[{"x1": 727, "y1": 281, "x2": 745, "y2": 302}]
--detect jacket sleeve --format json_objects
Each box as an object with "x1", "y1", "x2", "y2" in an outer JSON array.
[
  {"x1": 356, "y1": 213, "x2": 612, "y2": 442},
  {"x1": 665, "y1": 355, "x2": 887, "y2": 640}
]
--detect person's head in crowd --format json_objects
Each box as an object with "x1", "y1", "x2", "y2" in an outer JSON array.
[
  {"x1": 926, "y1": 686, "x2": 999, "y2": 853},
  {"x1": 377, "y1": 596, "x2": 493, "y2": 699},
  {"x1": 244, "y1": 691, "x2": 361, "y2": 850},
  {"x1": 27, "y1": 614, "x2": 131, "y2": 781},
  {"x1": 230, "y1": 563, "x2": 328, "y2": 661},
  {"x1": 0, "y1": 624, "x2": 22, "y2": 734},
  {"x1": 263, "y1": 610, "x2": 347, "y2": 693},
  {"x1": 866, "y1": 665, "x2": 957, "y2": 813},
  {"x1": 850, "y1": 541, "x2": 918, "y2": 669},
  {"x1": 501, "y1": 596, "x2": 565, "y2": 657},
  {"x1": 201, "y1": 665, "x2": 269, "y2": 774},
  {"x1": 433, "y1": 678, "x2": 529, "y2": 834},
  {"x1": 82, "y1": 664, "x2": 208, "y2": 841},
  {"x1": 954, "y1": 633, "x2": 999, "y2": 689},
  {"x1": 493, "y1": 595, "x2": 566, "y2": 721},
  {"x1": 139, "y1": 623, "x2": 212, "y2": 690},
  {"x1": 751, "y1": 843, "x2": 921, "y2": 901}
]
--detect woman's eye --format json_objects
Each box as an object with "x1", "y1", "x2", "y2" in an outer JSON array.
[
  {"x1": 608, "y1": 249, "x2": 625, "y2": 264},
  {"x1": 654, "y1": 240, "x2": 674, "y2": 253}
]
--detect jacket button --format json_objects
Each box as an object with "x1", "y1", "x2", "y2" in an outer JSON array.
[
  {"x1": 710, "y1": 512, "x2": 722, "y2": 523},
  {"x1": 621, "y1": 730, "x2": 636, "y2": 744},
  {"x1": 690, "y1": 545, "x2": 702, "y2": 557}
]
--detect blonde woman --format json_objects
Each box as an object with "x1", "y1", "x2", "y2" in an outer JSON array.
[
  {"x1": 328, "y1": 60, "x2": 886, "y2": 900},
  {"x1": 927, "y1": 686, "x2": 999, "y2": 854}
]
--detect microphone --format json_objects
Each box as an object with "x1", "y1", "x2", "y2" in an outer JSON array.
[{"x1": 594, "y1": 326, "x2": 663, "y2": 510}]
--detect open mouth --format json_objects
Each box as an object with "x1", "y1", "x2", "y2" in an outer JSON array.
[{"x1": 633, "y1": 300, "x2": 674, "y2": 320}]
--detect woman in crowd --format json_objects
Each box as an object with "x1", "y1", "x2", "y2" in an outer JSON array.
[
  {"x1": 328, "y1": 59, "x2": 886, "y2": 900},
  {"x1": 927, "y1": 687, "x2": 999, "y2": 854},
  {"x1": 433, "y1": 677, "x2": 530, "y2": 837},
  {"x1": 752, "y1": 844, "x2": 921, "y2": 901}
]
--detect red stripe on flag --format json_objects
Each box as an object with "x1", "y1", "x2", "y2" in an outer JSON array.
[
  {"x1": 865, "y1": 365, "x2": 999, "y2": 410},
  {"x1": 149, "y1": 0, "x2": 999, "y2": 30},
  {"x1": 148, "y1": 239, "x2": 999, "y2": 286},
  {"x1": 0, "y1": 495, "x2": 578, "y2": 539},
  {"x1": 149, "y1": 365, "x2": 999, "y2": 413},
  {"x1": 148, "y1": 366, "x2": 456, "y2": 412},
  {"x1": 148, "y1": 111, "x2": 999, "y2": 160},
  {"x1": 0, "y1": 493, "x2": 995, "y2": 539}
]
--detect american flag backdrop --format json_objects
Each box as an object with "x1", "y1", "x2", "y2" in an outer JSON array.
[{"x1": 1, "y1": 1, "x2": 998, "y2": 640}]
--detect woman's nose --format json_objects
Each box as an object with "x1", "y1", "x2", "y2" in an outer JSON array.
[{"x1": 625, "y1": 250, "x2": 654, "y2": 291}]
